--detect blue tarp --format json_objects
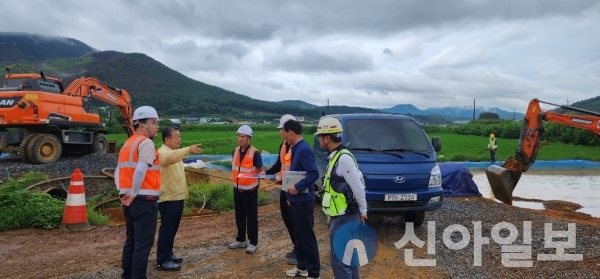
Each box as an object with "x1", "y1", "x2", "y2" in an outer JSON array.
[
  {"x1": 183, "y1": 154, "x2": 279, "y2": 171},
  {"x1": 439, "y1": 163, "x2": 482, "y2": 197},
  {"x1": 456, "y1": 160, "x2": 600, "y2": 171}
]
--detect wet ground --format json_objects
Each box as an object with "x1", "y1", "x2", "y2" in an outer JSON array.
[{"x1": 471, "y1": 170, "x2": 600, "y2": 217}]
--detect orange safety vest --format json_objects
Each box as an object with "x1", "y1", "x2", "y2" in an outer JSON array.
[
  {"x1": 232, "y1": 145, "x2": 259, "y2": 190},
  {"x1": 117, "y1": 134, "x2": 161, "y2": 196},
  {"x1": 279, "y1": 141, "x2": 292, "y2": 174}
]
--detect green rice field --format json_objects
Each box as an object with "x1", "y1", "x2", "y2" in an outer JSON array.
[{"x1": 107, "y1": 132, "x2": 600, "y2": 162}]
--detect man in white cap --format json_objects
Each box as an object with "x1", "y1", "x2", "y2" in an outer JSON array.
[
  {"x1": 262, "y1": 114, "x2": 298, "y2": 264},
  {"x1": 228, "y1": 125, "x2": 263, "y2": 254},
  {"x1": 115, "y1": 106, "x2": 161, "y2": 279}
]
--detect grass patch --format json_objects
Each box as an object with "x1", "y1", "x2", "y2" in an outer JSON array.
[
  {"x1": 0, "y1": 172, "x2": 113, "y2": 230},
  {"x1": 431, "y1": 133, "x2": 600, "y2": 162},
  {"x1": 186, "y1": 183, "x2": 270, "y2": 213},
  {"x1": 107, "y1": 131, "x2": 316, "y2": 155},
  {"x1": 0, "y1": 172, "x2": 65, "y2": 231}
]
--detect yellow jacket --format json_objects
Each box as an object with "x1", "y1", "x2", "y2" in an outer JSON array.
[{"x1": 158, "y1": 144, "x2": 191, "y2": 202}]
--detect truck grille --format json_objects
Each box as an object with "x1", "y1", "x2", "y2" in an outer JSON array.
[{"x1": 369, "y1": 200, "x2": 429, "y2": 208}]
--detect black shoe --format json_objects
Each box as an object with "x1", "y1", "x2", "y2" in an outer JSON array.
[
  {"x1": 171, "y1": 254, "x2": 183, "y2": 264},
  {"x1": 157, "y1": 261, "x2": 181, "y2": 271},
  {"x1": 285, "y1": 250, "x2": 295, "y2": 259}
]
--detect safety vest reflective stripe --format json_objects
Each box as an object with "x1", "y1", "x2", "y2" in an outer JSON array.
[
  {"x1": 232, "y1": 146, "x2": 259, "y2": 190},
  {"x1": 117, "y1": 134, "x2": 161, "y2": 196},
  {"x1": 322, "y1": 149, "x2": 357, "y2": 217},
  {"x1": 118, "y1": 162, "x2": 161, "y2": 171}
]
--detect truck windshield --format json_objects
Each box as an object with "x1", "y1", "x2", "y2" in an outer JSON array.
[{"x1": 345, "y1": 118, "x2": 433, "y2": 153}]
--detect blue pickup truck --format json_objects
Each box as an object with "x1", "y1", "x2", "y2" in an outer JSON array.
[{"x1": 312, "y1": 113, "x2": 443, "y2": 227}]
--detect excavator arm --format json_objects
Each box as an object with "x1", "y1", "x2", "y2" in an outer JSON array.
[
  {"x1": 486, "y1": 98, "x2": 600, "y2": 204},
  {"x1": 62, "y1": 77, "x2": 134, "y2": 136}
]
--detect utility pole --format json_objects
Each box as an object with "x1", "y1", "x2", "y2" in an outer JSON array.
[
  {"x1": 327, "y1": 98, "x2": 329, "y2": 115},
  {"x1": 472, "y1": 99, "x2": 475, "y2": 121},
  {"x1": 566, "y1": 98, "x2": 570, "y2": 106},
  {"x1": 513, "y1": 107, "x2": 515, "y2": 121}
]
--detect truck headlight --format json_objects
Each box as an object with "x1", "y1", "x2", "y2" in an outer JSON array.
[{"x1": 428, "y1": 164, "x2": 442, "y2": 187}]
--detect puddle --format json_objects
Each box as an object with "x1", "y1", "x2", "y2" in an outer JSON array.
[
  {"x1": 512, "y1": 201, "x2": 545, "y2": 210},
  {"x1": 471, "y1": 171, "x2": 600, "y2": 217}
]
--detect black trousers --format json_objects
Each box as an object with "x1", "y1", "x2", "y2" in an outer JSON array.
[
  {"x1": 290, "y1": 199, "x2": 320, "y2": 278},
  {"x1": 234, "y1": 188, "x2": 258, "y2": 245},
  {"x1": 280, "y1": 190, "x2": 296, "y2": 250},
  {"x1": 490, "y1": 148, "x2": 497, "y2": 161},
  {"x1": 157, "y1": 200, "x2": 184, "y2": 265},
  {"x1": 121, "y1": 199, "x2": 158, "y2": 279}
]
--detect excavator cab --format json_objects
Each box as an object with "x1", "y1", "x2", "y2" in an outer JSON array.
[{"x1": 485, "y1": 99, "x2": 600, "y2": 205}]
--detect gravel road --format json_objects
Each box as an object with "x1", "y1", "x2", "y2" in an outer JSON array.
[
  {"x1": 0, "y1": 153, "x2": 118, "y2": 179},
  {"x1": 1, "y1": 155, "x2": 598, "y2": 278}
]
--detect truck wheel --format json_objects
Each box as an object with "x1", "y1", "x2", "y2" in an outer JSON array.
[
  {"x1": 89, "y1": 133, "x2": 108, "y2": 154},
  {"x1": 27, "y1": 134, "x2": 62, "y2": 164},
  {"x1": 18, "y1": 133, "x2": 40, "y2": 163},
  {"x1": 404, "y1": 211, "x2": 425, "y2": 227}
]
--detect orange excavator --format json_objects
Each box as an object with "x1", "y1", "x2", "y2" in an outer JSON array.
[
  {"x1": 486, "y1": 98, "x2": 600, "y2": 204},
  {"x1": 0, "y1": 67, "x2": 134, "y2": 164}
]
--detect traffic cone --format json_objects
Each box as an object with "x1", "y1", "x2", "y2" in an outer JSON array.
[{"x1": 60, "y1": 168, "x2": 93, "y2": 231}]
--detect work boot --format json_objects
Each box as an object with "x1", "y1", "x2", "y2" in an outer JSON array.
[
  {"x1": 285, "y1": 250, "x2": 295, "y2": 259},
  {"x1": 157, "y1": 261, "x2": 181, "y2": 271},
  {"x1": 287, "y1": 256, "x2": 298, "y2": 265},
  {"x1": 171, "y1": 254, "x2": 183, "y2": 264},
  {"x1": 286, "y1": 250, "x2": 297, "y2": 265},
  {"x1": 286, "y1": 267, "x2": 308, "y2": 277},
  {"x1": 228, "y1": 240, "x2": 247, "y2": 249}
]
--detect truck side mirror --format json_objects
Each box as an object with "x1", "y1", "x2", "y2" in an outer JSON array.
[{"x1": 432, "y1": 136, "x2": 441, "y2": 152}]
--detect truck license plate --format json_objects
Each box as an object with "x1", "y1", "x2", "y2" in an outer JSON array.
[{"x1": 385, "y1": 194, "x2": 417, "y2": 201}]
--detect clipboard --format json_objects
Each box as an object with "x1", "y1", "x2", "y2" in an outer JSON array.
[{"x1": 282, "y1": 171, "x2": 309, "y2": 193}]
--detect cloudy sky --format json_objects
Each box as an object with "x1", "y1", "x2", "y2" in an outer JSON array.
[{"x1": 2, "y1": 0, "x2": 600, "y2": 112}]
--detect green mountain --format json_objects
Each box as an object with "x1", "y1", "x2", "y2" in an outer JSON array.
[
  {"x1": 0, "y1": 33, "x2": 376, "y2": 120},
  {"x1": 0, "y1": 32, "x2": 94, "y2": 62},
  {"x1": 277, "y1": 100, "x2": 317, "y2": 109},
  {"x1": 553, "y1": 96, "x2": 600, "y2": 115}
]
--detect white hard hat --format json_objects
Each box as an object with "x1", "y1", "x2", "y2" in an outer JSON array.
[
  {"x1": 133, "y1": 106, "x2": 158, "y2": 121},
  {"x1": 237, "y1": 125, "x2": 253, "y2": 137},
  {"x1": 315, "y1": 117, "x2": 343, "y2": 135},
  {"x1": 278, "y1": 114, "x2": 297, "y2": 128}
]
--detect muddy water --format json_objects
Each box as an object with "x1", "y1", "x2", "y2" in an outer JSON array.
[{"x1": 471, "y1": 171, "x2": 600, "y2": 217}]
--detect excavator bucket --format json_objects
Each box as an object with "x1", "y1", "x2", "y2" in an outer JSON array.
[{"x1": 485, "y1": 165, "x2": 522, "y2": 205}]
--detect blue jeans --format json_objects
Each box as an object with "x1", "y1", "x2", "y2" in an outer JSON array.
[
  {"x1": 329, "y1": 212, "x2": 361, "y2": 279},
  {"x1": 121, "y1": 199, "x2": 158, "y2": 279}
]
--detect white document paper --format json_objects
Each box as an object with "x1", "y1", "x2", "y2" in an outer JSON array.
[
  {"x1": 237, "y1": 174, "x2": 278, "y2": 179},
  {"x1": 282, "y1": 171, "x2": 309, "y2": 193}
]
